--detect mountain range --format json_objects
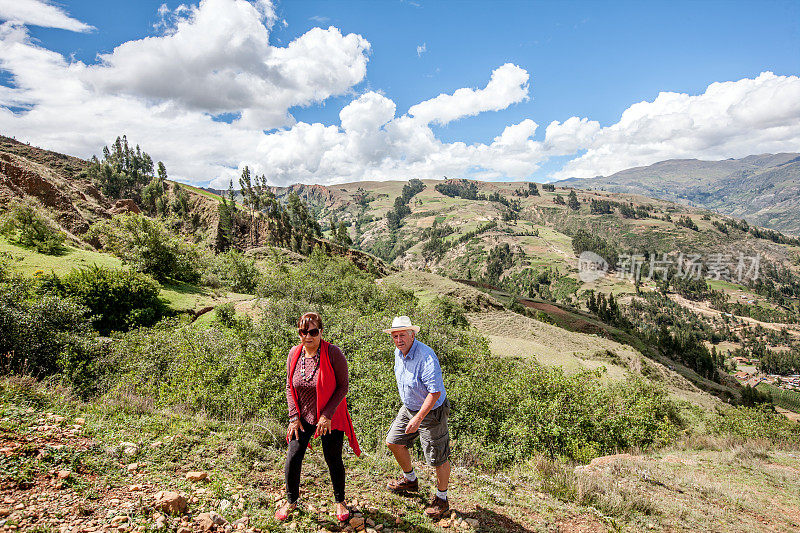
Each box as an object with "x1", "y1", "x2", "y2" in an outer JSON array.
[{"x1": 557, "y1": 153, "x2": 800, "y2": 235}]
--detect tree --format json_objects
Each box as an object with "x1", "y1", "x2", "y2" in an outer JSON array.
[
  {"x1": 568, "y1": 189, "x2": 580, "y2": 211},
  {"x1": 85, "y1": 135, "x2": 155, "y2": 200},
  {"x1": 336, "y1": 222, "x2": 352, "y2": 247}
]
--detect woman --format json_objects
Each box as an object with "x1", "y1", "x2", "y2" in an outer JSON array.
[{"x1": 276, "y1": 312, "x2": 361, "y2": 522}]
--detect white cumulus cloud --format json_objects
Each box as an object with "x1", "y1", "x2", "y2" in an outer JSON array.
[
  {"x1": 552, "y1": 72, "x2": 800, "y2": 179},
  {"x1": 0, "y1": 0, "x2": 94, "y2": 33},
  {"x1": 408, "y1": 63, "x2": 529, "y2": 125},
  {"x1": 1, "y1": 1, "x2": 798, "y2": 189},
  {"x1": 81, "y1": 0, "x2": 369, "y2": 129}
]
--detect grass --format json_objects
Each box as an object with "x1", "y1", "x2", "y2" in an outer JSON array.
[
  {"x1": 0, "y1": 235, "x2": 122, "y2": 276},
  {"x1": 160, "y1": 281, "x2": 218, "y2": 312},
  {"x1": 5, "y1": 377, "x2": 800, "y2": 533},
  {"x1": 0, "y1": 236, "x2": 235, "y2": 314}
]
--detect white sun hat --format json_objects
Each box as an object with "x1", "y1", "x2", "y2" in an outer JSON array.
[{"x1": 383, "y1": 315, "x2": 421, "y2": 334}]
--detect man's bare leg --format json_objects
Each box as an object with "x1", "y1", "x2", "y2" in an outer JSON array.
[
  {"x1": 387, "y1": 442, "x2": 413, "y2": 472},
  {"x1": 435, "y1": 460, "x2": 451, "y2": 492}
]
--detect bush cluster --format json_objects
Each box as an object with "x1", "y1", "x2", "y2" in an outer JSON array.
[
  {"x1": 0, "y1": 202, "x2": 65, "y2": 255},
  {"x1": 202, "y1": 250, "x2": 261, "y2": 293},
  {"x1": 104, "y1": 248, "x2": 684, "y2": 467},
  {"x1": 59, "y1": 265, "x2": 166, "y2": 336},
  {"x1": 88, "y1": 214, "x2": 200, "y2": 283}
]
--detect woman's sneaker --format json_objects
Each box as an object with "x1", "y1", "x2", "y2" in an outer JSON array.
[{"x1": 386, "y1": 476, "x2": 419, "y2": 493}]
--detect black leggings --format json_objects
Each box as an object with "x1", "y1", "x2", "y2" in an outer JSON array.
[{"x1": 285, "y1": 419, "x2": 345, "y2": 504}]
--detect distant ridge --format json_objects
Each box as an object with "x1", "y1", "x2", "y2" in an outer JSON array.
[{"x1": 556, "y1": 153, "x2": 800, "y2": 235}]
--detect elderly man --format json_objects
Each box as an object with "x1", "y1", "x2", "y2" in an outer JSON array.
[{"x1": 383, "y1": 316, "x2": 451, "y2": 518}]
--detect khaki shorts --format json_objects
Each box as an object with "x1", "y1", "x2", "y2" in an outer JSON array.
[{"x1": 386, "y1": 398, "x2": 450, "y2": 466}]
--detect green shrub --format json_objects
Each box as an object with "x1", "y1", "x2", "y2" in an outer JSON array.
[
  {"x1": 87, "y1": 214, "x2": 200, "y2": 283},
  {"x1": 104, "y1": 249, "x2": 684, "y2": 467},
  {"x1": 203, "y1": 250, "x2": 261, "y2": 293},
  {"x1": 0, "y1": 277, "x2": 93, "y2": 376},
  {"x1": 0, "y1": 202, "x2": 65, "y2": 255},
  {"x1": 707, "y1": 405, "x2": 800, "y2": 446},
  {"x1": 60, "y1": 265, "x2": 166, "y2": 335},
  {"x1": 57, "y1": 339, "x2": 107, "y2": 400},
  {"x1": 215, "y1": 302, "x2": 236, "y2": 328}
]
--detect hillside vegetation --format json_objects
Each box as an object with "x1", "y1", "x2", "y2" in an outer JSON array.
[
  {"x1": 556, "y1": 153, "x2": 800, "y2": 235},
  {"x1": 2, "y1": 135, "x2": 800, "y2": 531}
]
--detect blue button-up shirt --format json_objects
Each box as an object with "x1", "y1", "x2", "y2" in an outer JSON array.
[{"x1": 394, "y1": 339, "x2": 446, "y2": 411}]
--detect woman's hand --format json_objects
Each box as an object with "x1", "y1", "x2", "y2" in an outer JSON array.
[
  {"x1": 316, "y1": 415, "x2": 332, "y2": 436},
  {"x1": 287, "y1": 419, "x2": 301, "y2": 441}
]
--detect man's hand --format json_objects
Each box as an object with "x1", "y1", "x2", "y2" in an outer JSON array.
[
  {"x1": 316, "y1": 415, "x2": 332, "y2": 436},
  {"x1": 287, "y1": 419, "x2": 301, "y2": 441},
  {"x1": 405, "y1": 415, "x2": 422, "y2": 434}
]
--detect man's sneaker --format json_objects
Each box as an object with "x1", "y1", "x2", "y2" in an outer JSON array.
[
  {"x1": 424, "y1": 495, "x2": 449, "y2": 518},
  {"x1": 386, "y1": 476, "x2": 419, "y2": 493}
]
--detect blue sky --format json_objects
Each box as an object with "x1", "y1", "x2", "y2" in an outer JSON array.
[{"x1": 2, "y1": 0, "x2": 799, "y2": 186}]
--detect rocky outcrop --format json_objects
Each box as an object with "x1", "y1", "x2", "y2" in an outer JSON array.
[
  {"x1": 110, "y1": 199, "x2": 141, "y2": 215},
  {"x1": 0, "y1": 153, "x2": 91, "y2": 234}
]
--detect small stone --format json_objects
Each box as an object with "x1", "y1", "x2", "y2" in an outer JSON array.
[
  {"x1": 154, "y1": 491, "x2": 188, "y2": 515},
  {"x1": 349, "y1": 516, "x2": 365, "y2": 529},
  {"x1": 57, "y1": 470, "x2": 71, "y2": 480},
  {"x1": 196, "y1": 511, "x2": 227, "y2": 532},
  {"x1": 111, "y1": 515, "x2": 129, "y2": 525},
  {"x1": 75, "y1": 418, "x2": 86, "y2": 425},
  {"x1": 126, "y1": 463, "x2": 138, "y2": 472},
  {"x1": 13, "y1": 504, "x2": 24, "y2": 511},
  {"x1": 366, "y1": 519, "x2": 375, "y2": 527},
  {"x1": 465, "y1": 518, "x2": 479, "y2": 527},
  {"x1": 185, "y1": 471, "x2": 208, "y2": 482},
  {"x1": 129, "y1": 485, "x2": 143, "y2": 492},
  {"x1": 119, "y1": 442, "x2": 139, "y2": 456},
  {"x1": 0, "y1": 509, "x2": 10, "y2": 518}
]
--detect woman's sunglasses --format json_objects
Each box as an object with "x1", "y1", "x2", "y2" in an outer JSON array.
[{"x1": 298, "y1": 328, "x2": 320, "y2": 337}]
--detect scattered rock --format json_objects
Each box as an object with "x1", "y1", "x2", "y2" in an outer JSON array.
[
  {"x1": 0, "y1": 509, "x2": 10, "y2": 518},
  {"x1": 186, "y1": 471, "x2": 208, "y2": 482},
  {"x1": 154, "y1": 491, "x2": 188, "y2": 515},
  {"x1": 110, "y1": 198, "x2": 141, "y2": 215},
  {"x1": 56, "y1": 470, "x2": 71, "y2": 480},
  {"x1": 119, "y1": 442, "x2": 139, "y2": 456},
  {"x1": 350, "y1": 516, "x2": 365, "y2": 529},
  {"x1": 196, "y1": 511, "x2": 227, "y2": 531},
  {"x1": 126, "y1": 463, "x2": 139, "y2": 472},
  {"x1": 74, "y1": 417, "x2": 86, "y2": 425}
]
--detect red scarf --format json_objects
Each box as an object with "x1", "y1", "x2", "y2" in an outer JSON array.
[{"x1": 287, "y1": 340, "x2": 361, "y2": 456}]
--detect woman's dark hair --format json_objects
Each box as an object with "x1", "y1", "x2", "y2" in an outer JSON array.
[{"x1": 298, "y1": 312, "x2": 323, "y2": 330}]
